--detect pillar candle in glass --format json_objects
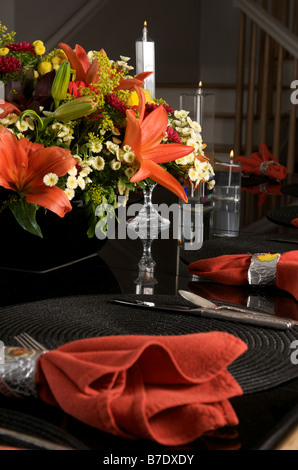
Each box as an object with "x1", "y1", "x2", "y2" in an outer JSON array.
[
  {"x1": 195, "y1": 81, "x2": 203, "y2": 128},
  {"x1": 135, "y1": 21, "x2": 155, "y2": 98},
  {"x1": 213, "y1": 150, "x2": 241, "y2": 201}
]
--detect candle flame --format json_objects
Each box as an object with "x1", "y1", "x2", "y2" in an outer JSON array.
[
  {"x1": 198, "y1": 81, "x2": 202, "y2": 88},
  {"x1": 144, "y1": 20, "x2": 147, "y2": 27},
  {"x1": 230, "y1": 150, "x2": 234, "y2": 162}
]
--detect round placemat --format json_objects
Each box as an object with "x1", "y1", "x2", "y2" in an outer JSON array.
[
  {"x1": 0, "y1": 405, "x2": 89, "y2": 450},
  {"x1": 281, "y1": 184, "x2": 298, "y2": 197},
  {"x1": 180, "y1": 233, "x2": 298, "y2": 266},
  {"x1": 1, "y1": 294, "x2": 298, "y2": 395},
  {"x1": 267, "y1": 206, "x2": 298, "y2": 228}
]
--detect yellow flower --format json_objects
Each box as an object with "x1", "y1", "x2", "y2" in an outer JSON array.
[
  {"x1": 35, "y1": 44, "x2": 46, "y2": 56},
  {"x1": 33, "y1": 40, "x2": 44, "y2": 47},
  {"x1": 127, "y1": 88, "x2": 154, "y2": 107},
  {"x1": 38, "y1": 61, "x2": 53, "y2": 75},
  {"x1": 0, "y1": 47, "x2": 9, "y2": 56}
]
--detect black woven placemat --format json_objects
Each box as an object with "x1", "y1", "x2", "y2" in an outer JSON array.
[
  {"x1": 0, "y1": 405, "x2": 89, "y2": 450},
  {"x1": 267, "y1": 206, "x2": 298, "y2": 228},
  {"x1": 281, "y1": 184, "x2": 298, "y2": 197},
  {"x1": 1, "y1": 293, "x2": 298, "y2": 396},
  {"x1": 180, "y1": 233, "x2": 298, "y2": 266}
]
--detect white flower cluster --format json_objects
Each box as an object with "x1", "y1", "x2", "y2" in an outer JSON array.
[
  {"x1": 42, "y1": 136, "x2": 138, "y2": 202},
  {"x1": 0, "y1": 113, "x2": 35, "y2": 139},
  {"x1": 168, "y1": 110, "x2": 215, "y2": 189},
  {"x1": 50, "y1": 122, "x2": 74, "y2": 143},
  {"x1": 111, "y1": 55, "x2": 134, "y2": 72}
]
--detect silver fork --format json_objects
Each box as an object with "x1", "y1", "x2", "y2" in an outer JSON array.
[{"x1": 14, "y1": 332, "x2": 48, "y2": 352}]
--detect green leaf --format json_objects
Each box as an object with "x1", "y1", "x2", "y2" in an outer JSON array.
[{"x1": 9, "y1": 201, "x2": 43, "y2": 238}]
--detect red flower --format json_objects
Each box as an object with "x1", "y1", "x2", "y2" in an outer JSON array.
[
  {"x1": 166, "y1": 126, "x2": 181, "y2": 143},
  {"x1": 7, "y1": 42, "x2": 35, "y2": 54},
  {"x1": 0, "y1": 126, "x2": 76, "y2": 217},
  {"x1": 106, "y1": 93, "x2": 131, "y2": 114},
  {"x1": 0, "y1": 56, "x2": 22, "y2": 73},
  {"x1": 145, "y1": 103, "x2": 174, "y2": 116},
  {"x1": 68, "y1": 81, "x2": 98, "y2": 98}
]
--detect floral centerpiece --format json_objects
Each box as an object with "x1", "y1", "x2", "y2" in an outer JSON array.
[{"x1": 0, "y1": 22, "x2": 214, "y2": 238}]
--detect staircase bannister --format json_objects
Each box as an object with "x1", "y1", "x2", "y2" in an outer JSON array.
[{"x1": 234, "y1": 0, "x2": 298, "y2": 59}]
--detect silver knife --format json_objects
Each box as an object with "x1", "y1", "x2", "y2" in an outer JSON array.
[
  {"x1": 178, "y1": 290, "x2": 297, "y2": 328},
  {"x1": 178, "y1": 289, "x2": 298, "y2": 318},
  {"x1": 112, "y1": 299, "x2": 295, "y2": 329}
]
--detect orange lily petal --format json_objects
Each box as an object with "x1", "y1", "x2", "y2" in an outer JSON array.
[
  {"x1": 85, "y1": 57, "x2": 100, "y2": 85},
  {"x1": 59, "y1": 43, "x2": 86, "y2": 81},
  {"x1": 25, "y1": 185, "x2": 72, "y2": 218},
  {"x1": 0, "y1": 126, "x2": 75, "y2": 217},
  {"x1": 130, "y1": 159, "x2": 188, "y2": 202},
  {"x1": 122, "y1": 110, "x2": 142, "y2": 154},
  {"x1": 74, "y1": 44, "x2": 90, "y2": 73},
  {"x1": 142, "y1": 143, "x2": 194, "y2": 163},
  {"x1": 140, "y1": 105, "x2": 168, "y2": 150},
  {"x1": 134, "y1": 85, "x2": 145, "y2": 123},
  {"x1": 23, "y1": 146, "x2": 76, "y2": 188},
  {"x1": 0, "y1": 101, "x2": 21, "y2": 118},
  {"x1": 0, "y1": 129, "x2": 28, "y2": 189},
  {"x1": 114, "y1": 72, "x2": 153, "y2": 92}
]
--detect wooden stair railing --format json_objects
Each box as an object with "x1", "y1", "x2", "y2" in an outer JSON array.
[{"x1": 234, "y1": 0, "x2": 298, "y2": 173}]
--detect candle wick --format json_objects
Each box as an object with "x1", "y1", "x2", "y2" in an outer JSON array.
[{"x1": 142, "y1": 21, "x2": 148, "y2": 41}]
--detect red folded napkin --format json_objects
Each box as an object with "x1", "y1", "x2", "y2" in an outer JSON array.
[
  {"x1": 188, "y1": 251, "x2": 298, "y2": 301},
  {"x1": 235, "y1": 144, "x2": 287, "y2": 181},
  {"x1": 35, "y1": 334, "x2": 247, "y2": 446},
  {"x1": 291, "y1": 219, "x2": 298, "y2": 228}
]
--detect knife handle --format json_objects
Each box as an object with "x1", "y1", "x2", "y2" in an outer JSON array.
[{"x1": 200, "y1": 308, "x2": 295, "y2": 330}]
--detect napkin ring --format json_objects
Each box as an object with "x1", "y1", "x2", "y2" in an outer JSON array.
[
  {"x1": 248, "y1": 253, "x2": 281, "y2": 286},
  {"x1": 259, "y1": 160, "x2": 279, "y2": 176},
  {"x1": 0, "y1": 347, "x2": 43, "y2": 398}
]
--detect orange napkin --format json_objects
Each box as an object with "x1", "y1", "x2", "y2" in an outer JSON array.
[
  {"x1": 235, "y1": 144, "x2": 287, "y2": 181},
  {"x1": 35, "y1": 334, "x2": 247, "y2": 446},
  {"x1": 188, "y1": 251, "x2": 298, "y2": 301}
]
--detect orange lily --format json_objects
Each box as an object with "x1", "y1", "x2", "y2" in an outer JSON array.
[
  {"x1": 0, "y1": 126, "x2": 76, "y2": 217},
  {"x1": 122, "y1": 88, "x2": 193, "y2": 202},
  {"x1": 59, "y1": 43, "x2": 101, "y2": 85},
  {"x1": 0, "y1": 101, "x2": 21, "y2": 118},
  {"x1": 114, "y1": 71, "x2": 153, "y2": 92}
]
